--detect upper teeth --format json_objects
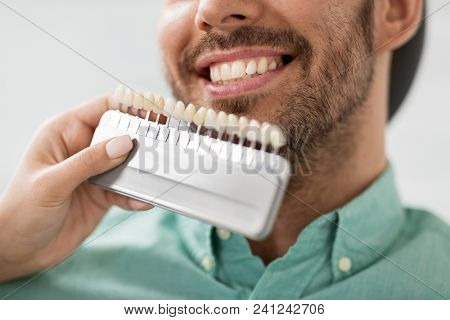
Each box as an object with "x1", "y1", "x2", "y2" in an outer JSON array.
[
  {"x1": 210, "y1": 57, "x2": 282, "y2": 83},
  {"x1": 112, "y1": 85, "x2": 287, "y2": 149}
]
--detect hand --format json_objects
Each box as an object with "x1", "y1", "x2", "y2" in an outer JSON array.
[{"x1": 0, "y1": 96, "x2": 152, "y2": 281}]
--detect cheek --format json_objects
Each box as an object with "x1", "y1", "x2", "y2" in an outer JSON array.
[
  {"x1": 158, "y1": 3, "x2": 196, "y2": 74},
  {"x1": 270, "y1": 0, "x2": 327, "y2": 30}
]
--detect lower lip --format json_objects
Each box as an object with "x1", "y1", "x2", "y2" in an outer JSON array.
[{"x1": 204, "y1": 65, "x2": 287, "y2": 98}]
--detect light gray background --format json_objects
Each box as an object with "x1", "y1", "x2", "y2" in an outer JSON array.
[{"x1": 0, "y1": 0, "x2": 449, "y2": 222}]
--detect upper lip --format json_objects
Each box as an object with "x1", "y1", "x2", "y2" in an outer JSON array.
[{"x1": 194, "y1": 47, "x2": 295, "y2": 76}]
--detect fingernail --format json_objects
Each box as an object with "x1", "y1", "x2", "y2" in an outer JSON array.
[{"x1": 106, "y1": 135, "x2": 133, "y2": 159}]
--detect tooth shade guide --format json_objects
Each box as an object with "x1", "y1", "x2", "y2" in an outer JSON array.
[
  {"x1": 116, "y1": 109, "x2": 282, "y2": 154},
  {"x1": 110, "y1": 86, "x2": 288, "y2": 155},
  {"x1": 112, "y1": 106, "x2": 282, "y2": 153}
]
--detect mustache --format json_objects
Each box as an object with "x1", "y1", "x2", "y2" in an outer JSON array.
[{"x1": 181, "y1": 26, "x2": 314, "y2": 73}]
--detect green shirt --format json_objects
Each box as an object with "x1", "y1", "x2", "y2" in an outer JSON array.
[{"x1": 1, "y1": 167, "x2": 449, "y2": 299}]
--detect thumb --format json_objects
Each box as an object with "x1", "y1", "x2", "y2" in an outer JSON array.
[{"x1": 52, "y1": 135, "x2": 134, "y2": 192}]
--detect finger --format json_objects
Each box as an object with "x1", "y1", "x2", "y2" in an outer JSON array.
[
  {"x1": 68, "y1": 95, "x2": 113, "y2": 129},
  {"x1": 50, "y1": 135, "x2": 134, "y2": 193},
  {"x1": 105, "y1": 191, "x2": 153, "y2": 211},
  {"x1": 29, "y1": 95, "x2": 114, "y2": 158}
]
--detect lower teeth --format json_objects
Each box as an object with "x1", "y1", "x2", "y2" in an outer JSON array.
[{"x1": 214, "y1": 73, "x2": 261, "y2": 84}]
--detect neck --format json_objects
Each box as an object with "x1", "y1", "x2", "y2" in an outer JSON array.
[{"x1": 249, "y1": 54, "x2": 391, "y2": 264}]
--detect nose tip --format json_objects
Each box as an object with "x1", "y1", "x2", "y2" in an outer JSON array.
[
  {"x1": 195, "y1": 13, "x2": 250, "y2": 32},
  {"x1": 195, "y1": 0, "x2": 263, "y2": 33}
]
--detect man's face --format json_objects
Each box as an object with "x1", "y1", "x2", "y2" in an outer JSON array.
[{"x1": 158, "y1": 0, "x2": 375, "y2": 161}]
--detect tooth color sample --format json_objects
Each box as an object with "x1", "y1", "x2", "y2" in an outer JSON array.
[
  {"x1": 193, "y1": 107, "x2": 207, "y2": 126},
  {"x1": 144, "y1": 92, "x2": 155, "y2": 111},
  {"x1": 134, "y1": 91, "x2": 144, "y2": 109},
  {"x1": 204, "y1": 109, "x2": 218, "y2": 129},
  {"x1": 164, "y1": 97, "x2": 176, "y2": 115},
  {"x1": 216, "y1": 111, "x2": 228, "y2": 131},
  {"x1": 123, "y1": 88, "x2": 134, "y2": 106},
  {"x1": 227, "y1": 114, "x2": 239, "y2": 136},
  {"x1": 247, "y1": 119, "x2": 261, "y2": 142},
  {"x1": 238, "y1": 116, "x2": 249, "y2": 138},
  {"x1": 270, "y1": 125, "x2": 287, "y2": 149},
  {"x1": 173, "y1": 101, "x2": 186, "y2": 120},
  {"x1": 114, "y1": 85, "x2": 125, "y2": 105},
  {"x1": 184, "y1": 103, "x2": 196, "y2": 122},
  {"x1": 260, "y1": 122, "x2": 271, "y2": 145},
  {"x1": 154, "y1": 95, "x2": 165, "y2": 112}
]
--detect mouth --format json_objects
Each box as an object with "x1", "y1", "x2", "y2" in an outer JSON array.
[{"x1": 195, "y1": 48, "x2": 296, "y2": 98}]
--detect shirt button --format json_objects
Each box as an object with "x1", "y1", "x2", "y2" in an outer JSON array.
[
  {"x1": 201, "y1": 256, "x2": 213, "y2": 272},
  {"x1": 216, "y1": 228, "x2": 231, "y2": 240},
  {"x1": 338, "y1": 256, "x2": 352, "y2": 273}
]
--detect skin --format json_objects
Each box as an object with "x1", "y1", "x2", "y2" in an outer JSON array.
[
  {"x1": 0, "y1": 0, "x2": 423, "y2": 281},
  {"x1": 0, "y1": 98, "x2": 151, "y2": 281},
  {"x1": 158, "y1": 0, "x2": 423, "y2": 263}
]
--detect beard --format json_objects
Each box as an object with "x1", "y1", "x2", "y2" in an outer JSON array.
[{"x1": 165, "y1": 1, "x2": 375, "y2": 174}]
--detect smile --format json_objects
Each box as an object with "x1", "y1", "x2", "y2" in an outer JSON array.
[{"x1": 195, "y1": 49, "x2": 295, "y2": 97}]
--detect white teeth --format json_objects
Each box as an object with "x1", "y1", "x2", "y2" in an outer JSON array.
[
  {"x1": 123, "y1": 88, "x2": 134, "y2": 106},
  {"x1": 246, "y1": 119, "x2": 261, "y2": 142},
  {"x1": 227, "y1": 114, "x2": 239, "y2": 136},
  {"x1": 184, "y1": 103, "x2": 196, "y2": 123},
  {"x1": 204, "y1": 109, "x2": 217, "y2": 129},
  {"x1": 133, "y1": 91, "x2": 144, "y2": 109},
  {"x1": 173, "y1": 101, "x2": 185, "y2": 120},
  {"x1": 193, "y1": 107, "x2": 207, "y2": 126},
  {"x1": 164, "y1": 97, "x2": 176, "y2": 115},
  {"x1": 144, "y1": 92, "x2": 154, "y2": 111},
  {"x1": 210, "y1": 56, "x2": 282, "y2": 83},
  {"x1": 231, "y1": 60, "x2": 246, "y2": 79},
  {"x1": 238, "y1": 116, "x2": 249, "y2": 139},
  {"x1": 270, "y1": 125, "x2": 286, "y2": 149},
  {"x1": 216, "y1": 111, "x2": 228, "y2": 132},
  {"x1": 212, "y1": 67, "x2": 221, "y2": 82},
  {"x1": 257, "y1": 57, "x2": 268, "y2": 74},
  {"x1": 210, "y1": 68, "x2": 217, "y2": 82},
  {"x1": 246, "y1": 60, "x2": 257, "y2": 75},
  {"x1": 221, "y1": 64, "x2": 232, "y2": 81},
  {"x1": 268, "y1": 61, "x2": 277, "y2": 71}
]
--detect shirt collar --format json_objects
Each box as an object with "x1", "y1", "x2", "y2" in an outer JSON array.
[
  {"x1": 178, "y1": 164, "x2": 405, "y2": 287},
  {"x1": 331, "y1": 165, "x2": 405, "y2": 281}
]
